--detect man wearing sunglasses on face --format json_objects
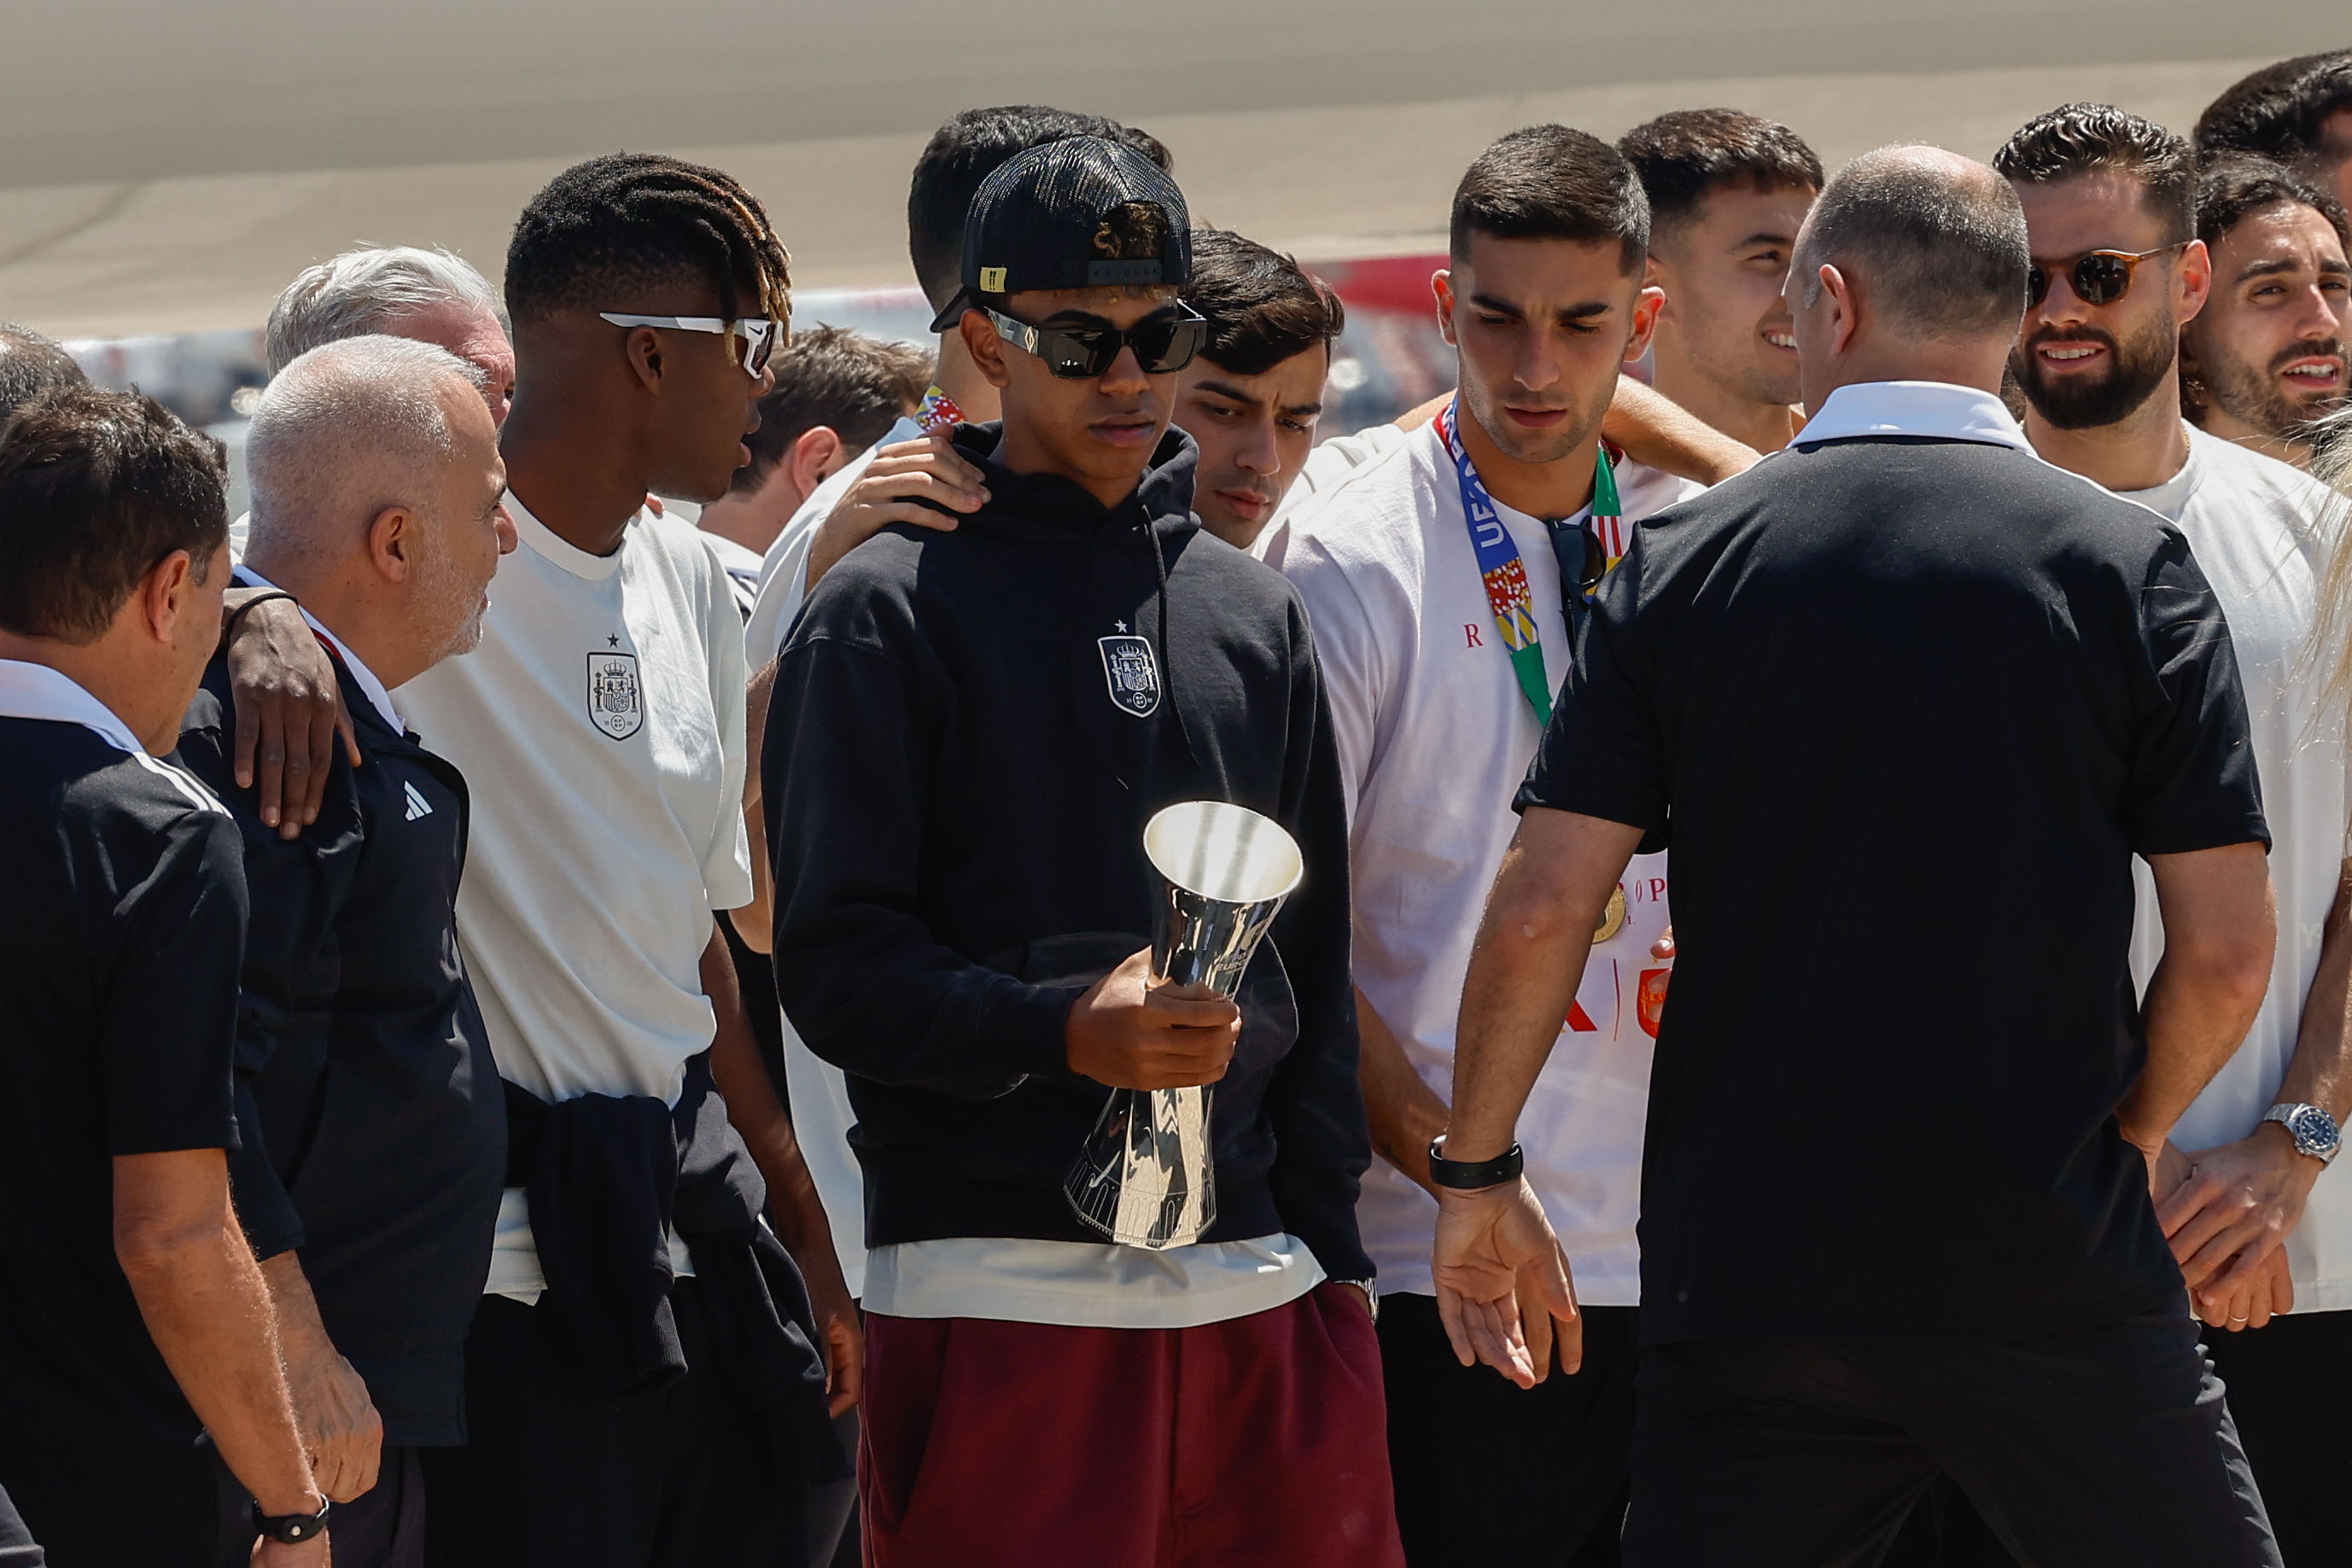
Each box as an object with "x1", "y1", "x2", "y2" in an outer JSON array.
[
  {"x1": 1888, "y1": 103, "x2": 2352, "y2": 1568},
  {"x1": 765, "y1": 135, "x2": 1402, "y2": 1567},
  {"x1": 227, "y1": 153, "x2": 854, "y2": 1567}
]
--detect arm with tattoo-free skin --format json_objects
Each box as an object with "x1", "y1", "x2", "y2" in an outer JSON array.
[
  {"x1": 220, "y1": 590, "x2": 358, "y2": 841},
  {"x1": 2158, "y1": 856, "x2": 2348, "y2": 1332},
  {"x1": 1431, "y1": 808, "x2": 1645, "y2": 1390},
  {"x1": 802, "y1": 436, "x2": 989, "y2": 595},
  {"x1": 701, "y1": 927, "x2": 863, "y2": 1415},
  {"x1": 114, "y1": 1150, "x2": 328, "y2": 1566}
]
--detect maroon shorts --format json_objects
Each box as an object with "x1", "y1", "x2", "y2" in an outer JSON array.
[{"x1": 861, "y1": 1279, "x2": 1405, "y2": 1567}]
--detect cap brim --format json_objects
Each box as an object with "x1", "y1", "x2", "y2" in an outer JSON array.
[{"x1": 927, "y1": 289, "x2": 976, "y2": 334}]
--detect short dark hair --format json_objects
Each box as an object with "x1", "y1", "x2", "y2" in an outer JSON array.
[
  {"x1": 2196, "y1": 153, "x2": 2352, "y2": 254},
  {"x1": 505, "y1": 152, "x2": 791, "y2": 329},
  {"x1": 0, "y1": 322, "x2": 89, "y2": 424},
  {"x1": 0, "y1": 388, "x2": 226, "y2": 643},
  {"x1": 1994, "y1": 103, "x2": 2198, "y2": 243},
  {"x1": 1617, "y1": 109, "x2": 1822, "y2": 237},
  {"x1": 1795, "y1": 147, "x2": 2031, "y2": 341},
  {"x1": 1450, "y1": 125, "x2": 1649, "y2": 271},
  {"x1": 908, "y1": 108, "x2": 1172, "y2": 310},
  {"x1": 1179, "y1": 229, "x2": 1346, "y2": 376},
  {"x1": 732, "y1": 326, "x2": 933, "y2": 494},
  {"x1": 2196, "y1": 50, "x2": 2352, "y2": 171}
]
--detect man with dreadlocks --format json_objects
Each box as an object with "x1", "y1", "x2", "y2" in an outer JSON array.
[
  {"x1": 766, "y1": 135, "x2": 1402, "y2": 1567},
  {"x1": 222, "y1": 152, "x2": 848, "y2": 1567}
]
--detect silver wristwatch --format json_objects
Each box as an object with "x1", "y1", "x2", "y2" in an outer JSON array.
[{"x1": 2262, "y1": 1102, "x2": 2343, "y2": 1165}]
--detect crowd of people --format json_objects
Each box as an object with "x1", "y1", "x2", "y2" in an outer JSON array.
[{"x1": 2, "y1": 42, "x2": 2350, "y2": 1568}]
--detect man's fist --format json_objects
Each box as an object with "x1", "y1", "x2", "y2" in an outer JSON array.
[{"x1": 1065, "y1": 948, "x2": 1241, "y2": 1090}]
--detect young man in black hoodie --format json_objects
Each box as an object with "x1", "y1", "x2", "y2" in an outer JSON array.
[{"x1": 765, "y1": 137, "x2": 1402, "y2": 1568}]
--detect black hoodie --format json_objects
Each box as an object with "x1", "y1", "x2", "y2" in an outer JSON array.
[{"x1": 763, "y1": 421, "x2": 1371, "y2": 1281}]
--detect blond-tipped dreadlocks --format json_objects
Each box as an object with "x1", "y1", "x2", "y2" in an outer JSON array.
[{"x1": 505, "y1": 151, "x2": 791, "y2": 337}]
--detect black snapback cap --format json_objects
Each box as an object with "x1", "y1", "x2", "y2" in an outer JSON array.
[{"x1": 927, "y1": 135, "x2": 1193, "y2": 331}]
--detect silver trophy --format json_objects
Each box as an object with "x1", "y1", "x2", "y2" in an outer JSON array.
[{"x1": 1065, "y1": 801, "x2": 1304, "y2": 1250}]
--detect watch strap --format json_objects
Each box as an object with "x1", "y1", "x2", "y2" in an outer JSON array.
[
  {"x1": 1427, "y1": 1135, "x2": 1524, "y2": 1190},
  {"x1": 251, "y1": 1497, "x2": 330, "y2": 1545},
  {"x1": 2262, "y1": 1102, "x2": 2342, "y2": 1164}
]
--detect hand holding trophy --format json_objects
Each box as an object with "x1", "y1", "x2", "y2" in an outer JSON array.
[{"x1": 1065, "y1": 801, "x2": 1303, "y2": 1250}]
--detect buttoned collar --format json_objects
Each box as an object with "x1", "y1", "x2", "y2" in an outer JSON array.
[
  {"x1": 0, "y1": 659, "x2": 146, "y2": 752},
  {"x1": 233, "y1": 564, "x2": 403, "y2": 732},
  {"x1": 1795, "y1": 381, "x2": 2033, "y2": 453}
]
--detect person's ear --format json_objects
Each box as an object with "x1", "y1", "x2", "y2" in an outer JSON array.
[
  {"x1": 1432, "y1": 268, "x2": 1462, "y2": 348},
  {"x1": 367, "y1": 504, "x2": 417, "y2": 586},
  {"x1": 136, "y1": 549, "x2": 195, "y2": 646},
  {"x1": 621, "y1": 324, "x2": 664, "y2": 392},
  {"x1": 961, "y1": 312, "x2": 1013, "y2": 390},
  {"x1": 1625, "y1": 283, "x2": 1666, "y2": 364},
  {"x1": 2176, "y1": 238, "x2": 2214, "y2": 329},
  {"x1": 1641, "y1": 253, "x2": 1668, "y2": 305},
  {"x1": 787, "y1": 426, "x2": 844, "y2": 502},
  {"x1": 1818, "y1": 264, "x2": 1859, "y2": 358}
]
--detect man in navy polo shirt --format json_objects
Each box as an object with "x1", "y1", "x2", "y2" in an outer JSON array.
[{"x1": 0, "y1": 389, "x2": 327, "y2": 1565}]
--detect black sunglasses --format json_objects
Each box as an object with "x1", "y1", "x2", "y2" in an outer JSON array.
[
  {"x1": 1543, "y1": 517, "x2": 1608, "y2": 604},
  {"x1": 2025, "y1": 242, "x2": 2189, "y2": 309},
  {"x1": 983, "y1": 302, "x2": 1209, "y2": 378}
]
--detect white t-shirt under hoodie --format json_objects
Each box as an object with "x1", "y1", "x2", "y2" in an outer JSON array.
[
  {"x1": 2119, "y1": 424, "x2": 2352, "y2": 1311},
  {"x1": 1264, "y1": 421, "x2": 1702, "y2": 1304},
  {"x1": 395, "y1": 493, "x2": 753, "y2": 1301}
]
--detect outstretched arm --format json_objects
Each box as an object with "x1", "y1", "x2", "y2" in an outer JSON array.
[{"x1": 1433, "y1": 807, "x2": 1644, "y2": 1390}]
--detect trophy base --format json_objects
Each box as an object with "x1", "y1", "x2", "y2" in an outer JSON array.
[{"x1": 1064, "y1": 1086, "x2": 1217, "y2": 1250}]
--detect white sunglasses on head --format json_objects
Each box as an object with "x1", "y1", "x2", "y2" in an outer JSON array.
[{"x1": 598, "y1": 313, "x2": 779, "y2": 376}]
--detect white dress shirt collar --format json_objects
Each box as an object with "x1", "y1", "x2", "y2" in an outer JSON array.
[
  {"x1": 0, "y1": 659, "x2": 145, "y2": 752},
  {"x1": 1796, "y1": 381, "x2": 2033, "y2": 453},
  {"x1": 233, "y1": 565, "x2": 403, "y2": 732}
]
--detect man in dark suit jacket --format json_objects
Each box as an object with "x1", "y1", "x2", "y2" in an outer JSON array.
[
  {"x1": 175, "y1": 333, "x2": 513, "y2": 1568},
  {"x1": 1432, "y1": 146, "x2": 2285, "y2": 1567}
]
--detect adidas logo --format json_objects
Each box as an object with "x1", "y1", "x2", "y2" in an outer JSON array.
[{"x1": 403, "y1": 782, "x2": 433, "y2": 822}]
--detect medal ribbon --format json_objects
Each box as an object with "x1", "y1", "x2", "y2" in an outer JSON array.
[
  {"x1": 915, "y1": 383, "x2": 966, "y2": 434},
  {"x1": 1435, "y1": 397, "x2": 1622, "y2": 727}
]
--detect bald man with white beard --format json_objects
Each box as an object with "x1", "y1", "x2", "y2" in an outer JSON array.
[{"x1": 173, "y1": 335, "x2": 517, "y2": 1568}]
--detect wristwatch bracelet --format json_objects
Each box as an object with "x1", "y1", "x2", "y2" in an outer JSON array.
[
  {"x1": 251, "y1": 1496, "x2": 330, "y2": 1545},
  {"x1": 2262, "y1": 1102, "x2": 2343, "y2": 1165},
  {"x1": 1427, "y1": 1135, "x2": 1524, "y2": 1190}
]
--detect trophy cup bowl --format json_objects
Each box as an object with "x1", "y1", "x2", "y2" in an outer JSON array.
[{"x1": 1065, "y1": 801, "x2": 1304, "y2": 1250}]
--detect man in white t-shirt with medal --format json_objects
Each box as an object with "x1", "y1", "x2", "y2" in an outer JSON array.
[
  {"x1": 1934, "y1": 102, "x2": 2351, "y2": 1568},
  {"x1": 1264, "y1": 125, "x2": 1699, "y2": 1566}
]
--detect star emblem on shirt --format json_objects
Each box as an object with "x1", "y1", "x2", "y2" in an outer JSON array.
[
  {"x1": 606, "y1": 634, "x2": 621, "y2": 649},
  {"x1": 1114, "y1": 621, "x2": 1129, "y2": 633}
]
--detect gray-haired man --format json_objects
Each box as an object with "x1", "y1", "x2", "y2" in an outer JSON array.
[
  {"x1": 226, "y1": 246, "x2": 517, "y2": 840},
  {"x1": 174, "y1": 335, "x2": 517, "y2": 1568}
]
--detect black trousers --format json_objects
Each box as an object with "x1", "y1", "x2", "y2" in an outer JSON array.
[
  {"x1": 2203, "y1": 1307, "x2": 2352, "y2": 1567},
  {"x1": 217, "y1": 1445, "x2": 424, "y2": 1568},
  {"x1": 1624, "y1": 1312, "x2": 2278, "y2": 1568},
  {"x1": 420, "y1": 1279, "x2": 803, "y2": 1568},
  {"x1": 1378, "y1": 1293, "x2": 1637, "y2": 1567},
  {"x1": 1886, "y1": 1307, "x2": 2352, "y2": 1568}
]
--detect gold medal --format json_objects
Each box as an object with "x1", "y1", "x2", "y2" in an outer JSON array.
[{"x1": 1591, "y1": 886, "x2": 1626, "y2": 945}]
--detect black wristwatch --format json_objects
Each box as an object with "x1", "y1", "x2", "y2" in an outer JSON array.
[
  {"x1": 1427, "y1": 1135, "x2": 1524, "y2": 1190},
  {"x1": 251, "y1": 1496, "x2": 330, "y2": 1545}
]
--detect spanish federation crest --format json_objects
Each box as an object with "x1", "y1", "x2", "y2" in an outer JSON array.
[
  {"x1": 586, "y1": 651, "x2": 643, "y2": 740},
  {"x1": 1097, "y1": 633, "x2": 1160, "y2": 718}
]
